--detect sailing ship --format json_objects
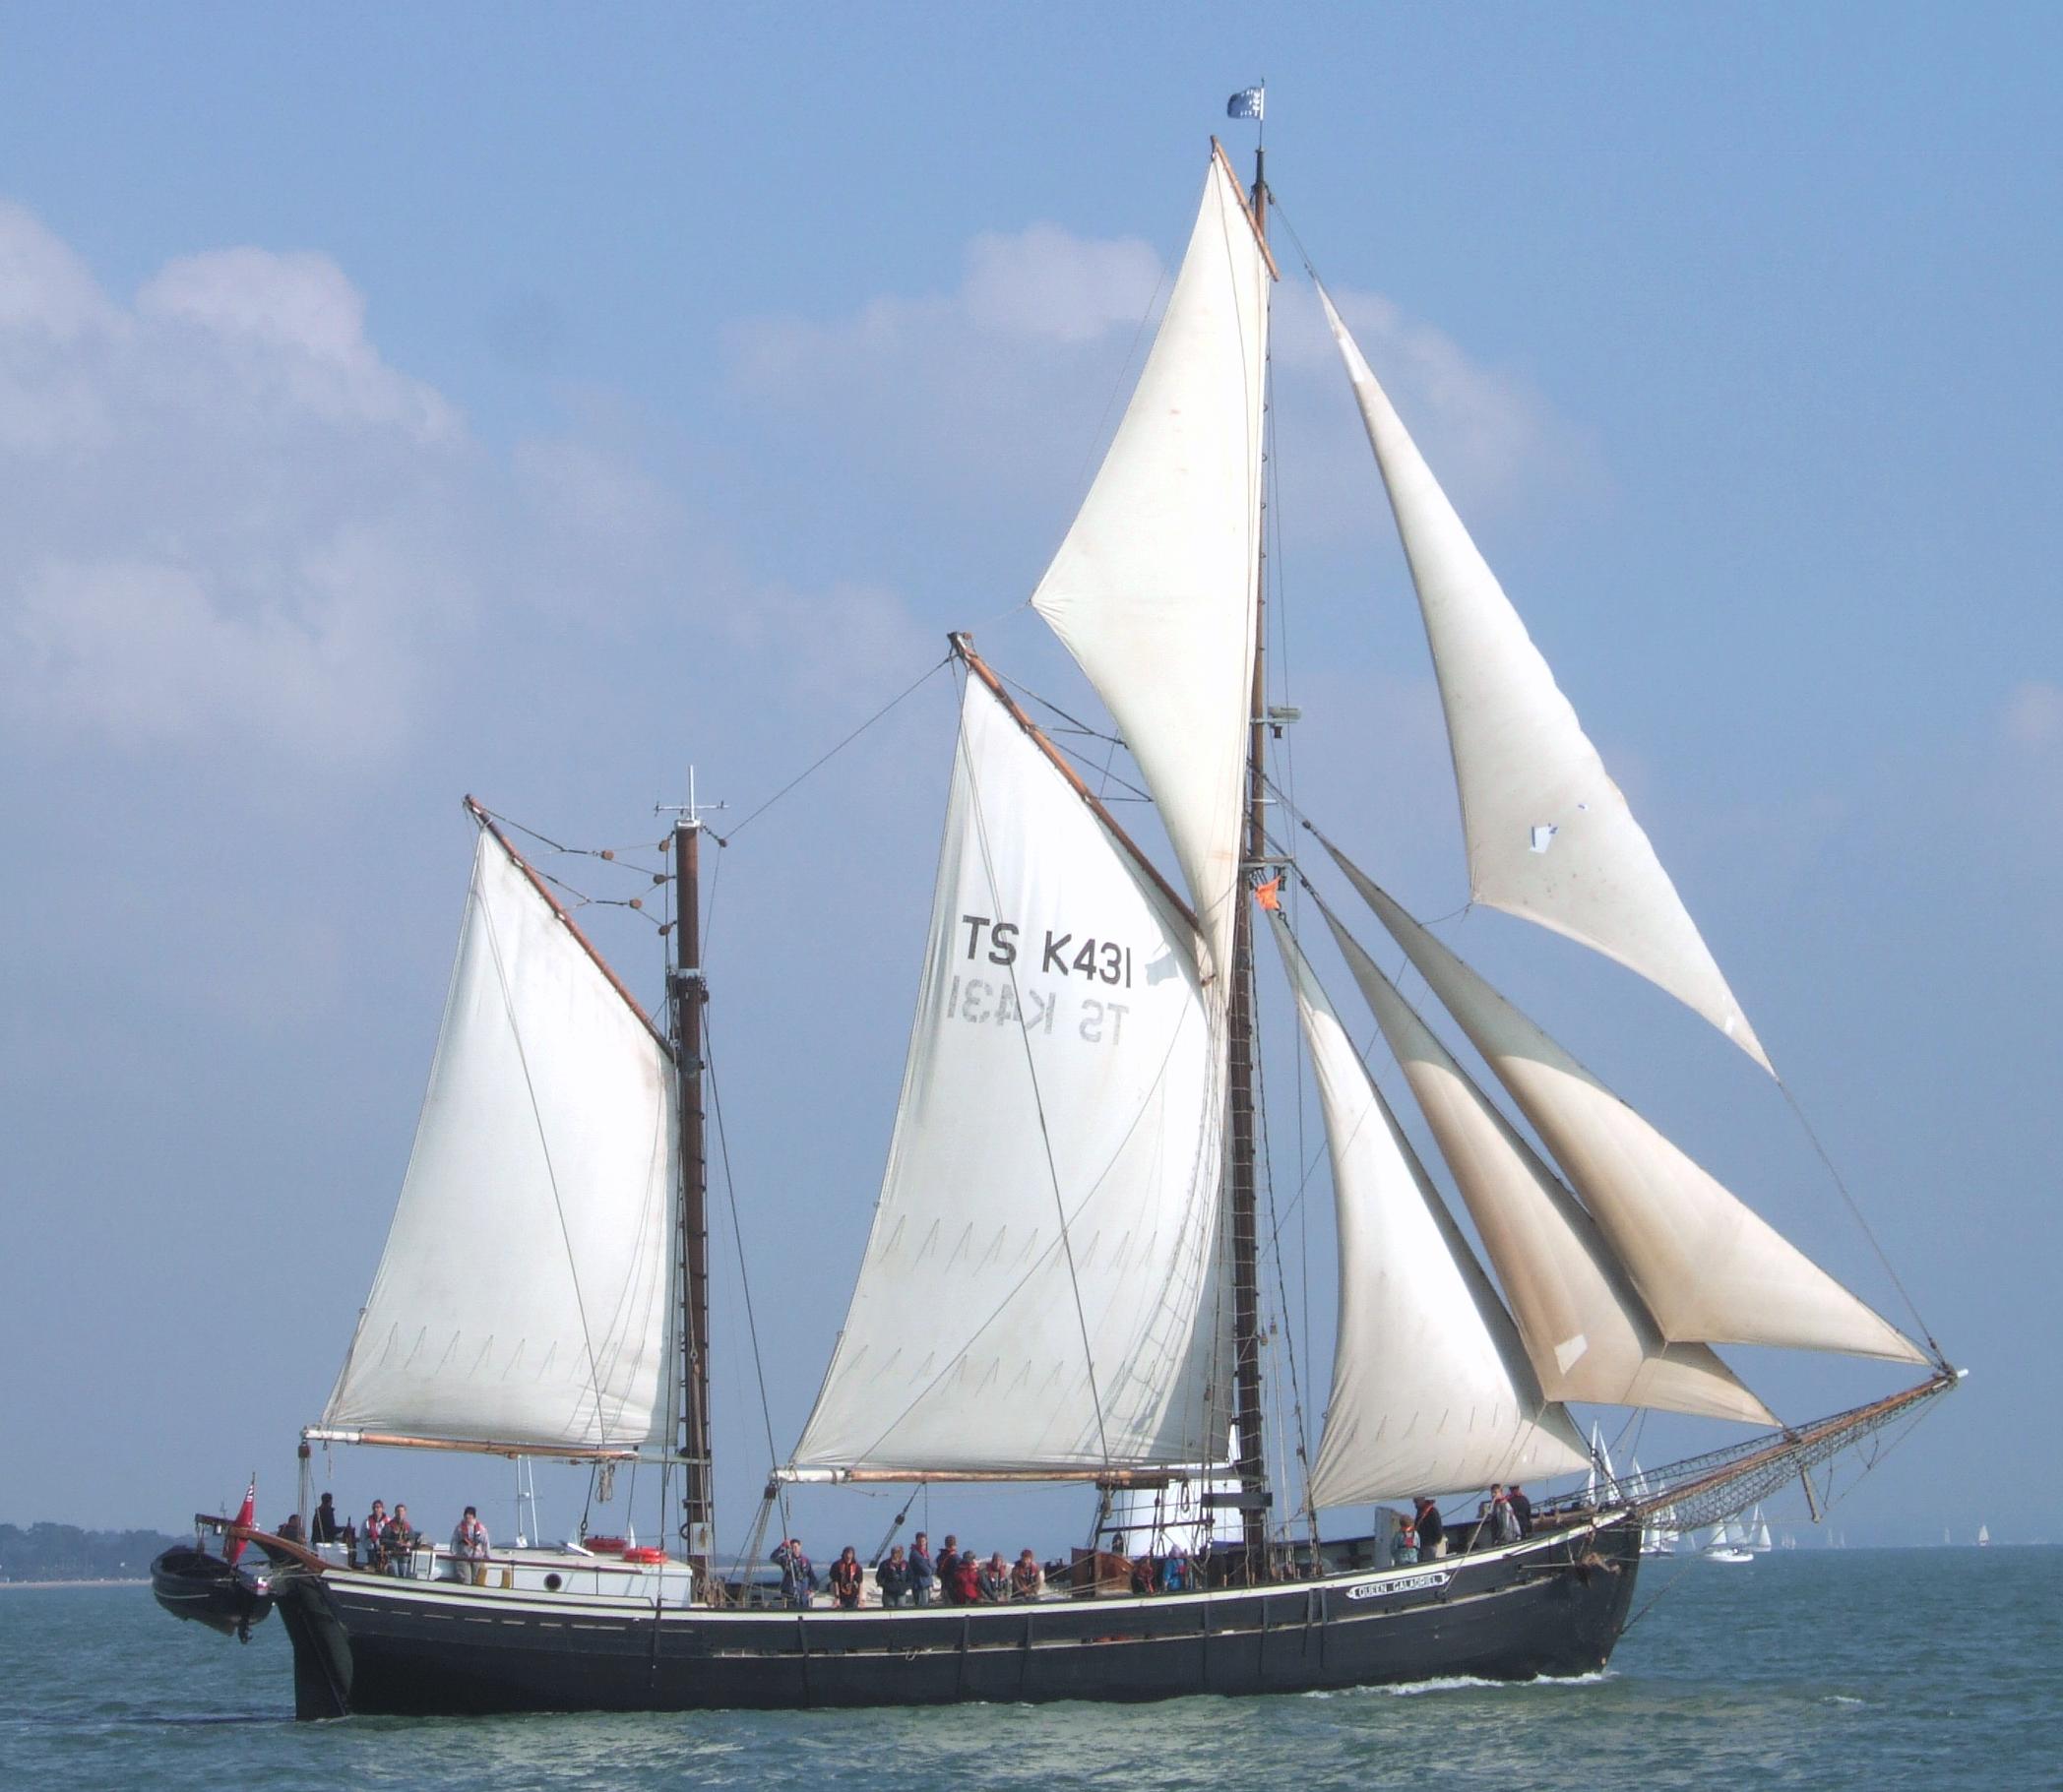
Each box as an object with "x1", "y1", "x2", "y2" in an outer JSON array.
[{"x1": 156, "y1": 111, "x2": 1958, "y2": 1719}]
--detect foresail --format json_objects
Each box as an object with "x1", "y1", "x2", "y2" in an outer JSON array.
[
  {"x1": 1269, "y1": 913, "x2": 1589, "y2": 1506},
  {"x1": 1031, "y1": 154, "x2": 1270, "y2": 983},
  {"x1": 323, "y1": 827, "x2": 676, "y2": 1452},
  {"x1": 1316, "y1": 284, "x2": 1770, "y2": 1073},
  {"x1": 1325, "y1": 841, "x2": 1927, "y2": 1366},
  {"x1": 787, "y1": 677, "x2": 1227, "y2": 1476},
  {"x1": 1318, "y1": 903, "x2": 1773, "y2": 1425}
]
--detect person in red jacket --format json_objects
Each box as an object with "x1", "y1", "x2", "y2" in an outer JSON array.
[{"x1": 951, "y1": 1549, "x2": 981, "y2": 1605}]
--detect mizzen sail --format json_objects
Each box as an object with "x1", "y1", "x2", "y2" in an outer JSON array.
[
  {"x1": 1325, "y1": 840, "x2": 1926, "y2": 1365},
  {"x1": 1031, "y1": 154, "x2": 1270, "y2": 983},
  {"x1": 787, "y1": 677, "x2": 1227, "y2": 1477},
  {"x1": 1269, "y1": 912, "x2": 1589, "y2": 1505},
  {"x1": 1316, "y1": 284, "x2": 1770, "y2": 1072},
  {"x1": 323, "y1": 823, "x2": 677, "y2": 1452},
  {"x1": 1317, "y1": 900, "x2": 1773, "y2": 1425}
]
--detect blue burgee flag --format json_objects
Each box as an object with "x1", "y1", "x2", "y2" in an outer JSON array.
[{"x1": 1226, "y1": 87, "x2": 1265, "y2": 121}]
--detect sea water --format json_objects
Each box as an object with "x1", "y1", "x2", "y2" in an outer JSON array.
[{"x1": 3, "y1": 1549, "x2": 2056, "y2": 1790}]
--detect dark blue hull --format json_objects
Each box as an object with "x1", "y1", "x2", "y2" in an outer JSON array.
[{"x1": 271, "y1": 1517, "x2": 1641, "y2": 1718}]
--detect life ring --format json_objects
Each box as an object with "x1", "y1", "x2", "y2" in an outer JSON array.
[
  {"x1": 623, "y1": 1547, "x2": 667, "y2": 1564},
  {"x1": 586, "y1": 1535, "x2": 629, "y2": 1554}
]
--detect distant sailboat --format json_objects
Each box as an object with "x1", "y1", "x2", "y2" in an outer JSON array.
[
  {"x1": 1633, "y1": 1455, "x2": 1677, "y2": 1556},
  {"x1": 1978, "y1": 1524, "x2": 1992, "y2": 1548},
  {"x1": 1749, "y1": 1507, "x2": 1773, "y2": 1553},
  {"x1": 1702, "y1": 1518, "x2": 1754, "y2": 1564}
]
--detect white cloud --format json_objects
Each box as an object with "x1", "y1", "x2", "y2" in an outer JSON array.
[
  {"x1": 728, "y1": 218, "x2": 1599, "y2": 537},
  {"x1": 0, "y1": 200, "x2": 928, "y2": 768}
]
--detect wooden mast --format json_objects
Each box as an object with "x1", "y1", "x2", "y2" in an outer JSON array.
[
  {"x1": 1226, "y1": 128, "x2": 1273, "y2": 1576},
  {"x1": 670, "y1": 810, "x2": 714, "y2": 1597}
]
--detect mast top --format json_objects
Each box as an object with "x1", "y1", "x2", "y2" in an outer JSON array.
[{"x1": 656, "y1": 768, "x2": 725, "y2": 834}]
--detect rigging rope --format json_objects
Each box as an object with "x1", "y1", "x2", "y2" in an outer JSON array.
[
  {"x1": 702, "y1": 1005, "x2": 791, "y2": 1553},
  {"x1": 716, "y1": 653, "x2": 953, "y2": 846}
]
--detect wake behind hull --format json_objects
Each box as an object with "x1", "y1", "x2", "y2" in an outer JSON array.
[{"x1": 270, "y1": 1518, "x2": 1640, "y2": 1719}]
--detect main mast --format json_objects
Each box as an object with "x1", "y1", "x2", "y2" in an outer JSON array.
[
  {"x1": 1226, "y1": 130, "x2": 1273, "y2": 1575},
  {"x1": 670, "y1": 804, "x2": 714, "y2": 1597}
]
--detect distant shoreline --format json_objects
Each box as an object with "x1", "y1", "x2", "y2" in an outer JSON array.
[{"x1": 0, "y1": 1578, "x2": 149, "y2": 1590}]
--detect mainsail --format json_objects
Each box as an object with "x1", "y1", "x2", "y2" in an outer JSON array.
[
  {"x1": 323, "y1": 823, "x2": 677, "y2": 1452},
  {"x1": 1316, "y1": 285, "x2": 1770, "y2": 1072},
  {"x1": 786, "y1": 677, "x2": 1227, "y2": 1477},
  {"x1": 1317, "y1": 902, "x2": 1774, "y2": 1425},
  {"x1": 1324, "y1": 840, "x2": 1926, "y2": 1365},
  {"x1": 1269, "y1": 912, "x2": 1589, "y2": 1505},
  {"x1": 1031, "y1": 153, "x2": 1270, "y2": 982}
]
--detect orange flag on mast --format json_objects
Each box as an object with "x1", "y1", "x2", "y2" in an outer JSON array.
[{"x1": 1253, "y1": 874, "x2": 1282, "y2": 912}]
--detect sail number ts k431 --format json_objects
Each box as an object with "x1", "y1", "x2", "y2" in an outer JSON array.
[
  {"x1": 946, "y1": 914, "x2": 1178, "y2": 1048},
  {"x1": 958, "y1": 914, "x2": 1140, "y2": 986}
]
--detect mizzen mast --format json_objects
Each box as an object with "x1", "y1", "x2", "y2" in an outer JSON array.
[{"x1": 666, "y1": 780, "x2": 715, "y2": 1596}]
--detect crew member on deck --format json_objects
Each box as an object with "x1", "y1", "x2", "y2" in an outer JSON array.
[
  {"x1": 311, "y1": 1493, "x2": 342, "y2": 1545},
  {"x1": 907, "y1": 1531, "x2": 936, "y2": 1606},
  {"x1": 830, "y1": 1546, "x2": 863, "y2": 1609},
  {"x1": 876, "y1": 1545, "x2": 911, "y2": 1607},
  {"x1": 1414, "y1": 1497, "x2": 1445, "y2": 1559},
  {"x1": 452, "y1": 1506, "x2": 490, "y2": 1584},
  {"x1": 773, "y1": 1538, "x2": 816, "y2": 1608},
  {"x1": 1509, "y1": 1485, "x2": 1533, "y2": 1537},
  {"x1": 1010, "y1": 1549, "x2": 1043, "y2": 1599}
]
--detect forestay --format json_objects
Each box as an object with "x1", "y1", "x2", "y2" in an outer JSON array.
[
  {"x1": 1317, "y1": 902, "x2": 1773, "y2": 1425},
  {"x1": 1326, "y1": 842, "x2": 1926, "y2": 1365},
  {"x1": 1031, "y1": 154, "x2": 1270, "y2": 984},
  {"x1": 787, "y1": 678, "x2": 1227, "y2": 1477},
  {"x1": 1317, "y1": 285, "x2": 1770, "y2": 1073},
  {"x1": 323, "y1": 826, "x2": 676, "y2": 1452},
  {"x1": 1269, "y1": 913, "x2": 1588, "y2": 1506}
]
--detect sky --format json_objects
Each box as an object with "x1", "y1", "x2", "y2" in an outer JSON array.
[{"x1": 1, "y1": 3, "x2": 2057, "y2": 1557}]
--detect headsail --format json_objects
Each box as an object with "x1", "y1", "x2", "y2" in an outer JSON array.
[
  {"x1": 786, "y1": 676, "x2": 1226, "y2": 1477},
  {"x1": 1031, "y1": 153, "x2": 1270, "y2": 983},
  {"x1": 1324, "y1": 839, "x2": 1926, "y2": 1365},
  {"x1": 1269, "y1": 912, "x2": 1589, "y2": 1505},
  {"x1": 323, "y1": 823, "x2": 676, "y2": 1453},
  {"x1": 1316, "y1": 284, "x2": 1770, "y2": 1072},
  {"x1": 1318, "y1": 901, "x2": 1773, "y2": 1424}
]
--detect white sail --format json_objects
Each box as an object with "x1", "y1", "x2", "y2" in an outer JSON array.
[
  {"x1": 1032, "y1": 154, "x2": 1270, "y2": 983},
  {"x1": 323, "y1": 826, "x2": 676, "y2": 1452},
  {"x1": 1269, "y1": 912, "x2": 1588, "y2": 1507},
  {"x1": 1326, "y1": 843, "x2": 1926, "y2": 1365},
  {"x1": 1316, "y1": 285, "x2": 1770, "y2": 1072},
  {"x1": 1321, "y1": 905, "x2": 1774, "y2": 1424},
  {"x1": 787, "y1": 678, "x2": 1226, "y2": 1476}
]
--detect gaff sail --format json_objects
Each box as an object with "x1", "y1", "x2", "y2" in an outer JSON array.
[
  {"x1": 786, "y1": 676, "x2": 1228, "y2": 1477},
  {"x1": 323, "y1": 823, "x2": 677, "y2": 1453}
]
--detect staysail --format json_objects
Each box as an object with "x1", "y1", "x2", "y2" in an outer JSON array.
[
  {"x1": 1031, "y1": 152, "x2": 1270, "y2": 982},
  {"x1": 1324, "y1": 840, "x2": 1926, "y2": 1364},
  {"x1": 1317, "y1": 901, "x2": 1773, "y2": 1425},
  {"x1": 1269, "y1": 912, "x2": 1589, "y2": 1505},
  {"x1": 786, "y1": 676, "x2": 1226, "y2": 1477},
  {"x1": 1316, "y1": 285, "x2": 1770, "y2": 1072},
  {"x1": 323, "y1": 823, "x2": 676, "y2": 1452}
]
